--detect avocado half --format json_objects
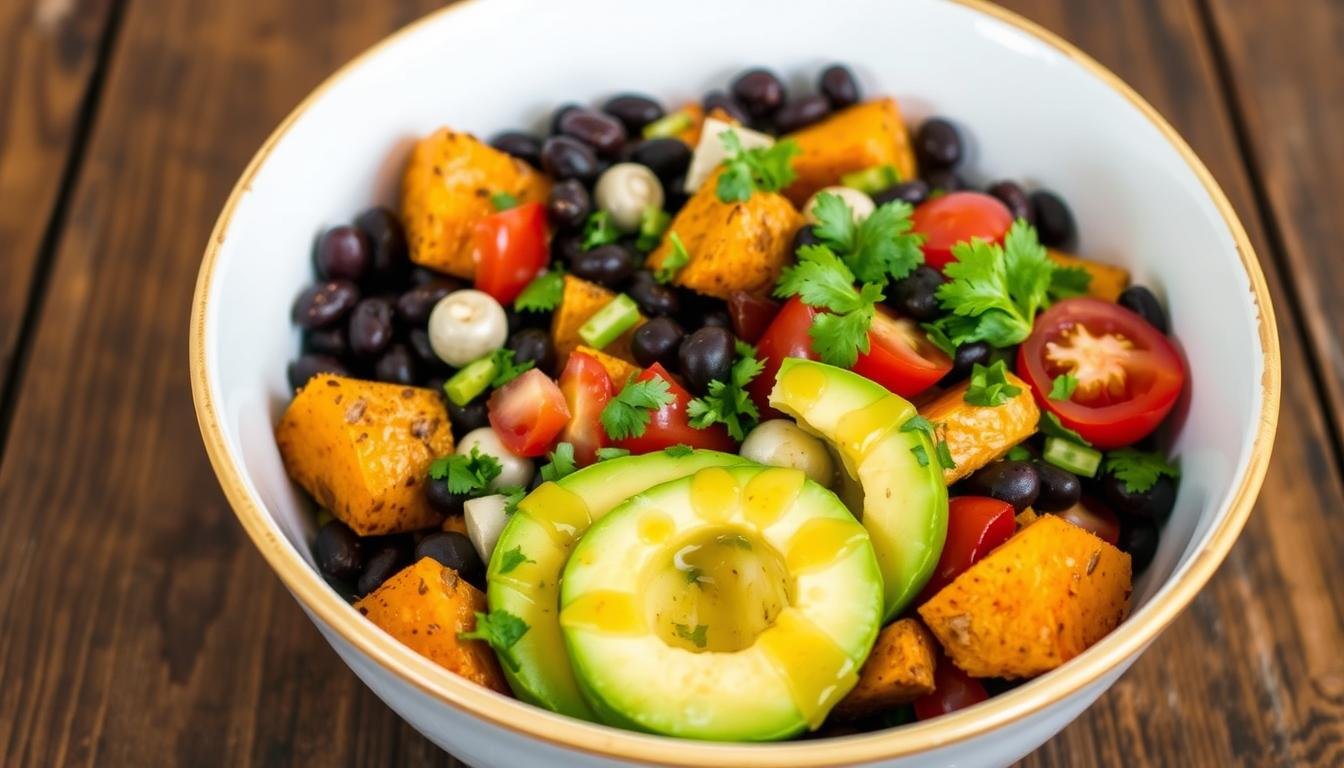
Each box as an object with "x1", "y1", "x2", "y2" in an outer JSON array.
[
  {"x1": 769, "y1": 358, "x2": 948, "y2": 620},
  {"x1": 559, "y1": 464, "x2": 883, "y2": 741},
  {"x1": 485, "y1": 450, "x2": 745, "y2": 719}
]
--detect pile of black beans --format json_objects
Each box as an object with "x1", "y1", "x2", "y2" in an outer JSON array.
[{"x1": 314, "y1": 519, "x2": 486, "y2": 598}]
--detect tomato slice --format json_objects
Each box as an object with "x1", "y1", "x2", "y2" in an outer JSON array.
[
  {"x1": 558, "y1": 351, "x2": 614, "y2": 466},
  {"x1": 616, "y1": 364, "x2": 735, "y2": 454},
  {"x1": 911, "y1": 191, "x2": 1014, "y2": 271},
  {"x1": 854, "y1": 307, "x2": 954, "y2": 398},
  {"x1": 747, "y1": 297, "x2": 819, "y2": 418},
  {"x1": 473, "y1": 201, "x2": 549, "y2": 305},
  {"x1": 1019, "y1": 297, "x2": 1185, "y2": 449},
  {"x1": 1055, "y1": 497, "x2": 1121, "y2": 545},
  {"x1": 487, "y1": 368, "x2": 570, "y2": 457},
  {"x1": 913, "y1": 653, "x2": 990, "y2": 721},
  {"x1": 915, "y1": 496, "x2": 1016, "y2": 605}
]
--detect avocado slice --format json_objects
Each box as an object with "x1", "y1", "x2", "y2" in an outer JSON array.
[
  {"x1": 768, "y1": 358, "x2": 948, "y2": 620},
  {"x1": 486, "y1": 449, "x2": 746, "y2": 719},
  {"x1": 560, "y1": 464, "x2": 883, "y2": 740}
]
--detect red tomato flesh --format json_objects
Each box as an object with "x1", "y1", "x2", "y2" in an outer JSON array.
[
  {"x1": 473, "y1": 201, "x2": 549, "y2": 305},
  {"x1": 914, "y1": 654, "x2": 990, "y2": 721},
  {"x1": 915, "y1": 496, "x2": 1016, "y2": 605},
  {"x1": 1019, "y1": 297, "x2": 1185, "y2": 449},
  {"x1": 558, "y1": 351, "x2": 614, "y2": 466},
  {"x1": 911, "y1": 191, "x2": 1014, "y2": 271},
  {"x1": 487, "y1": 368, "x2": 570, "y2": 457},
  {"x1": 727, "y1": 291, "x2": 780, "y2": 345},
  {"x1": 853, "y1": 307, "x2": 954, "y2": 398},
  {"x1": 747, "y1": 297, "x2": 820, "y2": 418},
  {"x1": 616, "y1": 364, "x2": 735, "y2": 454}
]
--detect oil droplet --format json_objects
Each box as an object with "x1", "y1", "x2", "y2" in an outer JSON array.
[
  {"x1": 518, "y1": 482, "x2": 592, "y2": 548},
  {"x1": 743, "y1": 467, "x2": 804, "y2": 530},
  {"x1": 560, "y1": 591, "x2": 647, "y2": 636},
  {"x1": 785, "y1": 517, "x2": 868, "y2": 574},
  {"x1": 834, "y1": 395, "x2": 912, "y2": 462},
  {"x1": 690, "y1": 467, "x2": 739, "y2": 524},
  {"x1": 638, "y1": 511, "x2": 674, "y2": 544},
  {"x1": 757, "y1": 608, "x2": 858, "y2": 729},
  {"x1": 777, "y1": 363, "x2": 827, "y2": 413}
]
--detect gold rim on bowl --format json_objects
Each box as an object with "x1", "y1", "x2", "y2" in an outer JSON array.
[{"x1": 189, "y1": 1, "x2": 1281, "y2": 764}]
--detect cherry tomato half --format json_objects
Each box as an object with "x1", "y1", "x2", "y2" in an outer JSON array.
[
  {"x1": 616, "y1": 364, "x2": 736, "y2": 454},
  {"x1": 914, "y1": 654, "x2": 990, "y2": 721},
  {"x1": 558, "y1": 351, "x2": 614, "y2": 466},
  {"x1": 915, "y1": 496, "x2": 1016, "y2": 605},
  {"x1": 1019, "y1": 297, "x2": 1185, "y2": 449},
  {"x1": 911, "y1": 191, "x2": 1013, "y2": 271},
  {"x1": 473, "y1": 201, "x2": 549, "y2": 305},
  {"x1": 748, "y1": 297, "x2": 820, "y2": 418},
  {"x1": 853, "y1": 306, "x2": 954, "y2": 398},
  {"x1": 487, "y1": 368, "x2": 570, "y2": 457}
]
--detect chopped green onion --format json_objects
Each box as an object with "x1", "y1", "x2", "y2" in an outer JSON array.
[
  {"x1": 579, "y1": 294, "x2": 641, "y2": 350},
  {"x1": 840, "y1": 164, "x2": 901, "y2": 194},
  {"x1": 1042, "y1": 437, "x2": 1102, "y2": 478},
  {"x1": 642, "y1": 109, "x2": 694, "y2": 139},
  {"x1": 635, "y1": 207, "x2": 671, "y2": 251},
  {"x1": 444, "y1": 356, "x2": 498, "y2": 406},
  {"x1": 490, "y1": 191, "x2": 518, "y2": 211}
]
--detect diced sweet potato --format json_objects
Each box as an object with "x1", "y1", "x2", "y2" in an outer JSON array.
[
  {"x1": 919, "y1": 371, "x2": 1040, "y2": 484},
  {"x1": 1048, "y1": 250, "x2": 1130, "y2": 302},
  {"x1": 355, "y1": 558, "x2": 509, "y2": 693},
  {"x1": 275, "y1": 375, "x2": 453, "y2": 535},
  {"x1": 401, "y1": 128, "x2": 551, "y2": 278},
  {"x1": 832, "y1": 619, "x2": 938, "y2": 719},
  {"x1": 645, "y1": 168, "x2": 802, "y2": 299},
  {"x1": 918, "y1": 515, "x2": 1132, "y2": 679},
  {"x1": 442, "y1": 515, "x2": 469, "y2": 535},
  {"x1": 575, "y1": 345, "x2": 640, "y2": 386},
  {"x1": 674, "y1": 102, "x2": 706, "y2": 146},
  {"x1": 1015, "y1": 507, "x2": 1040, "y2": 530},
  {"x1": 550, "y1": 275, "x2": 643, "y2": 366},
  {"x1": 783, "y1": 99, "x2": 918, "y2": 207}
]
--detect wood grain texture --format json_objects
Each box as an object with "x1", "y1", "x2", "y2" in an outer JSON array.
[{"x1": 0, "y1": 0, "x2": 116, "y2": 398}]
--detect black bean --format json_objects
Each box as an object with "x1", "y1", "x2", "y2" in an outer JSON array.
[
  {"x1": 408, "y1": 328, "x2": 448, "y2": 370},
  {"x1": 986, "y1": 180, "x2": 1033, "y2": 223},
  {"x1": 632, "y1": 317, "x2": 685, "y2": 369},
  {"x1": 791, "y1": 224, "x2": 822, "y2": 254},
  {"x1": 551, "y1": 232, "x2": 583, "y2": 268},
  {"x1": 425, "y1": 475, "x2": 470, "y2": 516},
  {"x1": 1118, "y1": 520, "x2": 1159, "y2": 574},
  {"x1": 507, "y1": 328, "x2": 556, "y2": 375},
  {"x1": 354, "y1": 207, "x2": 410, "y2": 288},
  {"x1": 416, "y1": 531, "x2": 484, "y2": 580},
  {"x1": 819, "y1": 64, "x2": 861, "y2": 109},
  {"x1": 396, "y1": 280, "x2": 456, "y2": 326},
  {"x1": 627, "y1": 138, "x2": 692, "y2": 184},
  {"x1": 558, "y1": 107, "x2": 627, "y2": 157},
  {"x1": 1030, "y1": 190, "x2": 1075, "y2": 248},
  {"x1": 628, "y1": 270, "x2": 680, "y2": 317},
  {"x1": 374, "y1": 343, "x2": 417, "y2": 385},
  {"x1": 701, "y1": 310, "x2": 731, "y2": 330},
  {"x1": 549, "y1": 103, "x2": 580, "y2": 135},
  {"x1": 292, "y1": 280, "x2": 360, "y2": 329},
  {"x1": 731, "y1": 68, "x2": 786, "y2": 117},
  {"x1": 773, "y1": 95, "x2": 830, "y2": 133},
  {"x1": 702, "y1": 90, "x2": 751, "y2": 125},
  {"x1": 1103, "y1": 472, "x2": 1177, "y2": 522},
  {"x1": 489, "y1": 131, "x2": 544, "y2": 169},
  {"x1": 547, "y1": 179, "x2": 592, "y2": 231},
  {"x1": 915, "y1": 118, "x2": 962, "y2": 170},
  {"x1": 602, "y1": 93, "x2": 665, "y2": 134},
  {"x1": 1032, "y1": 461, "x2": 1082, "y2": 512},
  {"x1": 288, "y1": 354, "x2": 349, "y2": 390},
  {"x1": 664, "y1": 176, "x2": 690, "y2": 213},
  {"x1": 873, "y1": 179, "x2": 931, "y2": 207},
  {"x1": 304, "y1": 326, "x2": 348, "y2": 357},
  {"x1": 541, "y1": 136, "x2": 599, "y2": 183},
  {"x1": 1118, "y1": 286, "x2": 1169, "y2": 334},
  {"x1": 445, "y1": 397, "x2": 490, "y2": 439},
  {"x1": 678, "y1": 326, "x2": 735, "y2": 393},
  {"x1": 314, "y1": 225, "x2": 371, "y2": 282},
  {"x1": 357, "y1": 537, "x2": 413, "y2": 596},
  {"x1": 315, "y1": 520, "x2": 363, "y2": 582},
  {"x1": 967, "y1": 460, "x2": 1040, "y2": 511},
  {"x1": 571, "y1": 243, "x2": 635, "y2": 288},
  {"x1": 888, "y1": 265, "x2": 945, "y2": 321},
  {"x1": 941, "y1": 342, "x2": 992, "y2": 385},
  {"x1": 409, "y1": 266, "x2": 444, "y2": 286},
  {"x1": 923, "y1": 168, "x2": 965, "y2": 194},
  {"x1": 348, "y1": 297, "x2": 395, "y2": 358}
]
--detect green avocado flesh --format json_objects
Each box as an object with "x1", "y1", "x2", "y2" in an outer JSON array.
[
  {"x1": 768, "y1": 358, "x2": 948, "y2": 620},
  {"x1": 559, "y1": 464, "x2": 883, "y2": 741},
  {"x1": 486, "y1": 450, "x2": 745, "y2": 720}
]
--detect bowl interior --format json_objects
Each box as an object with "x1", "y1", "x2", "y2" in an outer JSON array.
[{"x1": 196, "y1": 0, "x2": 1269, "y2": 752}]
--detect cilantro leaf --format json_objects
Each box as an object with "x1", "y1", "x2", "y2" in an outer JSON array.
[
  {"x1": 539, "y1": 442, "x2": 577, "y2": 482},
  {"x1": 811, "y1": 192, "x2": 924, "y2": 283},
  {"x1": 490, "y1": 191, "x2": 518, "y2": 211},
  {"x1": 810, "y1": 308, "x2": 875, "y2": 368},
  {"x1": 910, "y1": 444, "x2": 930, "y2": 467},
  {"x1": 1049, "y1": 373, "x2": 1078, "y2": 401},
  {"x1": 663, "y1": 444, "x2": 693, "y2": 457},
  {"x1": 774, "y1": 245, "x2": 884, "y2": 368},
  {"x1": 963, "y1": 360, "x2": 1023, "y2": 407},
  {"x1": 428, "y1": 447, "x2": 502, "y2": 495},
  {"x1": 581, "y1": 210, "x2": 621, "y2": 250},
  {"x1": 809, "y1": 192, "x2": 857, "y2": 251},
  {"x1": 655, "y1": 231, "x2": 690, "y2": 284},
  {"x1": 715, "y1": 130, "x2": 799, "y2": 203},
  {"x1": 901, "y1": 415, "x2": 955, "y2": 470},
  {"x1": 687, "y1": 345, "x2": 765, "y2": 441},
  {"x1": 514, "y1": 269, "x2": 564, "y2": 312},
  {"x1": 636, "y1": 207, "x2": 671, "y2": 252},
  {"x1": 674, "y1": 622, "x2": 709, "y2": 648},
  {"x1": 488, "y1": 348, "x2": 534, "y2": 388},
  {"x1": 1048, "y1": 265, "x2": 1092, "y2": 300},
  {"x1": 499, "y1": 485, "x2": 526, "y2": 515},
  {"x1": 900, "y1": 415, "x2": 936, "y2": 437},
  {"x1": 497, "y1": 546, "x2": 535, "y2": 574},
  {"x1": 1103, "y1": 448, "x2": 1179, "y2": 493},
  {"x1": 595, "y1": 447, "x2": 631, "y2": 461},
  {"x1": 935, "y1": 440, "x2": 957, "y2": 470},
  {"x1": 1006, "y1": 445, "x2": 1033, "y2": 461},
  {"x1": 601, "y1": 377, "x2": 675, "y2": 441},
  {"x1": 458, "y1": 610, "x2": 530, "y2": 671},
  {"x1": 1039, "y1": 411, "x2": 1091, "y2": 446}
]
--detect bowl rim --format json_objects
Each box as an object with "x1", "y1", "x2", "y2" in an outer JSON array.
[{"x1": 189, "y1": 0, "x2": 1281, "y2": 763}]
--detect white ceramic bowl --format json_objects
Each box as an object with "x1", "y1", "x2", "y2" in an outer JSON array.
[{"x1": 190, "y1": 0, "x2": 1280, "y2": 765}]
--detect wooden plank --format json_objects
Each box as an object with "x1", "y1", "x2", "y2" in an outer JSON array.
[
  {"x1": 992, "y1": 1, "x2": 1344, "y2": 765},
  {"x1": 0, "y1": 0, "x2": 118, "y2": 402},
  {"x1": 1201, "y1": 0, "x2": 1344, "y2": 458},
  {"x1": 0, "y1": 0, "x2": 460, "y2": 765}
]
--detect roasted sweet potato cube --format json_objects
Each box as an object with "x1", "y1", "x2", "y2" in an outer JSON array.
[
  {"x1": 919, "y1": 371, "x2": 1040, "y2": 484},
  {"x1": 832, "y1": 619, "x2": 938, "y2": 719},
  {"x1": 673, "y1": 102, "x2": 706, "y2": 146},
  {"x1": 355, "y1": 558, "x2": 509, "y2": 693},
  {"x1": 575, "y1": 345, "x2": 640, "y2": 386},
  {"x1": 783, "y1": 99, "x2": 918, "y2": 207},
  {"x1": 1048, "y1": 249, "x2": 1130, "y2": 302},
  {"x1": 275, "y1": 375, "x2": 453, "y2": 535},
  {"x1": 918, "y1": 515, "x2": 1132, "y2": 679},
  {"x1": 645, "y1": 169, "x2": 802, "y2": 299},
  {"x1": 550, "y1": 275, "x2": 643, "y2": 366},
  {"x1": 401, "y1": 128, "x2": 551, "y2": 278}
]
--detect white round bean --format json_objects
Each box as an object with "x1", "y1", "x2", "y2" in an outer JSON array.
[
  {"x1": 456, "y1": 427, "x2": 534, "y2": 489},
  {"x1": 428, "y1": 289, "x2": 507, "y2": 367},
  {"x1": 804, "y1": 185, "x2": 875, "y2": 225},
  {"x1": 739, "y1": 419, "x2": 835, "y2": 487},
  {"x1": 594, "y1": 162, "x2": 664, "y2": 232}
]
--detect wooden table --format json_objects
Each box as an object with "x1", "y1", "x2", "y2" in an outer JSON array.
[{"x1": 1, "y1": 1, "x2": 1339, "y2": 765}]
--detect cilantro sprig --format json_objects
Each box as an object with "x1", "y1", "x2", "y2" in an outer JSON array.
[
  {"x1": 1048, "y1": 373, "x2": 1078, "y2": 401},
  {"x1": 497, "y1": 546, "x2": 535, "y2": 575},
  {"x1": 1103, "y1": 448, "x2": 1180, "y2": 493},
  {"x1": 600, "y1": 376, "x2": 675, "y2": 441},
  {"x1": 963, "y1": 360, "x2": 1022, "y2": 407},
  {"x1": 774, "y1": 244, "x2": 884, "y2": 367},
  {"x1": 899, "y1": 415, "x2": 956, "y2": 470},
  {"x1": 716, "y1": 130, "x2": 799, "y2": 203},
  {"x1": 488, "y1": 348, "x2": 534, "y2": 388},
  {"x1": 687, "y1": 341, "x2": 765, "y2": 441},
  {"x1": 1039, "y1": 412, "x2": 1090, "y2": 446},
  {"x1": 810, "y1": 192, "x2": 924, "y2": 283},
  {"x1": 655, "y1": 232, "x2": 690, "y2": 284},
  {"x1": 581, "y1": 210, "x2": 621, "y2": 250},
  {"x1": 458, "y1": 610, "x2": 530, "y2": 671},
  {"x1": 428, "y1": 447, "x2": 502, "y2": 495},
  {"x1": 539, "y1": 442, "x2": 578, "y2": 482},
  {"x1": 514, "y1": 269, "x2": 564, "y2": 312}
]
